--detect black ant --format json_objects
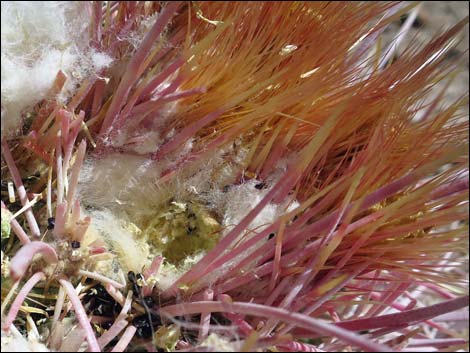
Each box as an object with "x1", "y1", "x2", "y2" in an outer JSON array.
[
  {"x1": 47, "y1": 217, "x2": 55, "y2": 230},
  {"x1": 70, "y1": 240, "x2": 80, "y2": 249},
  {"x1": 254, "y1": 182, "x2": 267, "y2": 190}
]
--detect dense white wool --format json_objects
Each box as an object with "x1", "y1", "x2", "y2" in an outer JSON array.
[
  {"x1": 78, "y1": 153, "x2": 168, "y2": 219},
  {"x1": 89, "y1": 49, "x2": 114, "y2": 71},
  {"x1": 1, "y1": 331, "x2": 49, "y2": 352},
  {"x1": 77, "y1": 139, "x2": 243, "y2": 221},
  {"x1": 1, "y1": 1, "x2": 112, "y2": 138},
  {"x1": 221, "y1": 181, "x2": 279, "y2": 231},
  {"x1": 88, "y1": 209, "x2": 150, "y2": 274},
  {"x1": 213, "y1": 173, "x2": 299, "y2": 237}
]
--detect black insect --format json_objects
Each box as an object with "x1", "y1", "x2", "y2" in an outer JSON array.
[
  {"x1": 70, "y1": 240, "x2": 81, "y2": 249},
  {"x1": 101, "y1": 321, "x2": 113, "y2": 330},
  {"x1": 47, "y1": 217, "x2": 55, "y2": 230},
  {"x1": 132, "y1": 312, "x2": 162, "y2": 338},
  {"x1": 127, "y1": 271, "x2": 145, "y2": 295},
  {"x1": 254, "y1": 182, "x2": 266, "y2": 190},
  {"x1": 128, "y1": 271, "x2": 138, "y2": 282},
  {"x1": 84, "y1": 284, "x2": 121, "y2": 316}
]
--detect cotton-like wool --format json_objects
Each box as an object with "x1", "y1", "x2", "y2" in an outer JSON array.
[
  {"x1": 1, "y1": 331, "x2": 50, "y2": 352},
  {"x1": 1, "y1": 1, "x2": 112, "y2": 138},
  {"x1": 220, "y1": 180, "x2": 299, "y2": 236}
]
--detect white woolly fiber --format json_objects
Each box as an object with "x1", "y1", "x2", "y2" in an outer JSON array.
[
  {"x1": 1, "y1": 331, "x2": 50, "y2": 352},
  {"x1": 88, "y1": 209, "x2": 150, "y2": 274},
  {"x1": 1, "y1": 1, "x2": 112, "y2": 138}
]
